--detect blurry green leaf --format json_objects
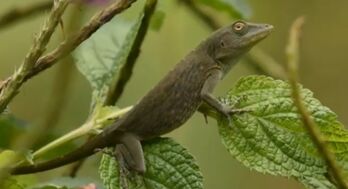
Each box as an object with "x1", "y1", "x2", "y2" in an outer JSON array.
[
  {"x1": 99, "y1": 138, "x2": 203, "y2": 189},
  {"x1": 2, "y1": 178, "x2": 25, "y2": 189},
  {"x1": 149, "y1": 10, "x2": 165, "y2": 31},
  {"x1": 73, "y1": 11, "x2": 144, "y2": 104},
  {"x1": 196, "y1": 0, "x2": 251, "y2": 19},
  {"x1": 217, "y1": 75, "x2": 348, "y2": 188},
  {"x1": 0, "y1": 115, "x2": 26, "y2": 148},
  {"x1": 0, "y1": 150, "x2": 21, "y2": 168}
]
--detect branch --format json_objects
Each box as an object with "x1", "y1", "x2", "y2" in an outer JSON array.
[
  {"x1": 35, "y1": 7, "x2": 84, "y2": 148},
  {"x1": 286, "y1": 17, "x2": 347, "y2": 189},
  {"x1": 0, "y1": 0, "x2": 138, "y2": 114},
  {"x1": 0, "y1": 1, "x2": 52, "y2": 30},
  {"x1": 179, "y1": 0, "x2": 285, "y2": 79},
  {"x1": 105, "y1": 0, "x2": 157, "y2": 105},
  {"x1": 0, "y1": 0, "x2": 69, "y2": 112}
]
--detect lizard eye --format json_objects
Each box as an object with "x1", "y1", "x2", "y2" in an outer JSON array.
[{"x1": 232, "y1": 21, "x2": 248, "y2": 35}]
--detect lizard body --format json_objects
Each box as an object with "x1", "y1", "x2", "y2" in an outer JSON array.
[{"x1": 11, "y1": 20, "x2": 273, "y2": 175}]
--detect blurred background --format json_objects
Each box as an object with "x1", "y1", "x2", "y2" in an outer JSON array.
[{"x1": 1, "y1": 0, "x2": 348, "y2": 188}]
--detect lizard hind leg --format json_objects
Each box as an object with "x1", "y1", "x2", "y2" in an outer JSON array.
[{"x1": 118, "y1": 133, "x2": 146, "y2": 174}]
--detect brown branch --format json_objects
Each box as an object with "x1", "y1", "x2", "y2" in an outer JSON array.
[
  {"x1": 0, "y1": 0, "x2": 70, "y2": 112},
  {"x1": 286, "y1": 17, "x2": 347, "y2": 189},
  {"x1": 0, "y1": 0, "x2": 70, "y2": 184},
  {"x1": 180, "y1": 0, "x2": 285, "y2": 79},
  {"x1": 105, "y1": 0, "x2": 157, "y2": 105},
  {"x1": 0, "y1": 1, "x2": 52, "y2": 30},
  {"x1": 0, "y1": 0, "x2": 138, "y2": 114}
]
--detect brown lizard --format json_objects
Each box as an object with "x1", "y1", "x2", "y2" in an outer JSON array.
[{"x1": 11, "y1": 20, "x2": 273, "y2": 175}]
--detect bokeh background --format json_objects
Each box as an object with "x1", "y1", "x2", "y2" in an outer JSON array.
[{"x1": 1, "y1": 0, "x2": 348, "y2": 188}]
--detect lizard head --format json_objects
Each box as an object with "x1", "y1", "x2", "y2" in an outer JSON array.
[{"x1": 208, "y1": 20, "x2": 273, "y2": 63}]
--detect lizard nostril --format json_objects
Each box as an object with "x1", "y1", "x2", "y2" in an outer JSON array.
[{"x1": 264, "y1": 24, "x2": 274, "y2": 30}]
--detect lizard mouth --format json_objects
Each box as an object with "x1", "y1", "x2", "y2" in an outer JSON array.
[{"x1": 240, "y1": 23, "x2": 274, "y2": 47}]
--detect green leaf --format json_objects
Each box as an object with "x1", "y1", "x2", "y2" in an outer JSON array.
[
  {"x1": 2, "y1": 178, "x2": 25, "y2": 189},
  {"x1": 196, "y1": 0, "x2": 251, "y2": 19},
  {"x1": 73, "y1": 11, "x2": 144, "y2": 103},
  {"x1": 0, "y1": 150, "x2": 21, "y2": 168},
  {"x1": 99, "y1": 138, "x2": 203, "y2": 189},
  {"x1": 217, "y1": 75, "x2": 348, "y2": 188},
  {"x1": 99, "y1": 148, "x2": 121, "y2": 189}
]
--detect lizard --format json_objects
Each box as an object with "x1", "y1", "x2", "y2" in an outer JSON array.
[{"x1": 11, "y1": 20, "x2": 273, "y2": 175}]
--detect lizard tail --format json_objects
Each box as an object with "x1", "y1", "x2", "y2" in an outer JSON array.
[{"x1": 10, "y1": 130, "x2": 123, "y2": 175}]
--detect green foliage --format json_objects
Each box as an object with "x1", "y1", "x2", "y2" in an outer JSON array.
[
  {"x1": 0, "y1": 150, "x2": 20, "y2": 168},
  {"x1": 99, "y1": 138, "x2": 203, "y2": 189},
  {"x1": 0, "y1": 115, "x2": 25, "y2": 148},
  {"x1": 72, "y1": 12, "x2": 144, "y2": 104},
  {"x1": 217, "y1": 75, "x2": 348, "y2": 188},
  {"x1": 195, "y1": 0, "x2": 251, "y2": 19}
]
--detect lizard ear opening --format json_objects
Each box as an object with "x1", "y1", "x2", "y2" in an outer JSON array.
[{"x1": 220, "y1": 40, "x2": 225, "y2": 48}]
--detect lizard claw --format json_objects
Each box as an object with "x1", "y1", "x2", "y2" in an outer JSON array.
[{"x1": 221, "y1": 106, "x2": 251, "y2": 127}]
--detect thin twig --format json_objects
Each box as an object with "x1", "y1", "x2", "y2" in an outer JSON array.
[
  {"x1": 35, "y1": 7, "x2": 84, "y2": 148},
  {"x1": 0, "y1": 0, "x2": 69, "y2": 185},
  {"x1": 245, "y1": 48, "x2": 286, "y2": 79},
  {"x1": 286, "y1": 17, "x2": 347, "y2": 189},
  {"x1": 25, "y1": 0, "x2": 137, "y2": 80},
  {"x1": 0, "y1": 0, "x2": 138, "y2": 114},
  {"x1": 0, "y1": 1, "x2": 52, "y2": 29},
  {"x1": 105, "y1": 0, "x2": 158, "y2": 105},
  {"x1": 179, "y1": 0, "x2": 285, "y2": 79},
  {"x1": 0, "y1": 0, "x2": 69, "y2": 113}
]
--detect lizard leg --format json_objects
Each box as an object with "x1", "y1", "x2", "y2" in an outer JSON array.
[
  {"x1": 201, "y1": 68, "x2": 233, "y2": 119},
  {"x1": 119, "y1": 133, "x2": 146, "y2": 174}
]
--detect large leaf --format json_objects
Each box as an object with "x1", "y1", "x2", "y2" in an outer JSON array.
[
  {"x1": 73, "y1": 9, "x2": 144, "y2": 103},
  {"x1": 196, "y1": 0, "x2": 251, "y2": 19},
  {"x1": 99, "y1": 138, "x2": 203, "y2": 189},
  {"x1": 218, "y1": 75, "x2": 348, "y2": 188}
]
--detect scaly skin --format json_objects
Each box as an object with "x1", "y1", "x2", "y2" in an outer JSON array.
[{"x1": 11, "y1": 20, "x2": 273, "y2": 175}]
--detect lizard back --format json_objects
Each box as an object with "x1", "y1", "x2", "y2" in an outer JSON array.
[{"x1": 116, "y1": 51, "x2": 214, "y2": 139}]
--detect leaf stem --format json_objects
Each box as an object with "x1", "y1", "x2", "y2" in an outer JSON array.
[
  {"x1": 32, "y1": 106, "x2": 132, "y2": 158},
  {"x1": 286, "y1": 16, "x2": 348, "y2": 189}
]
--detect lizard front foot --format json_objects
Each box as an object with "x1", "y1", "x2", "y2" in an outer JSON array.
[{"x1": 220, "y1": 105, "x2": 251, "y2": 127}]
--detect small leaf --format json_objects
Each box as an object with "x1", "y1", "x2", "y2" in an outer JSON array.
[
  {"x1": 73, "y1": 10, "x2": 144, "y2": 104},
  {"x1": 0, "y1": 150, "x2": 21, "y2": 168},
  {"x1": 218, "y1": 75, "x2": 348, "y2": 188},
  {"x1": 99, "y1": 138, "x2": 203, "y2": 189},
  {"x1": 195, "y1": 0, "x2": 251, "y2": 19}
]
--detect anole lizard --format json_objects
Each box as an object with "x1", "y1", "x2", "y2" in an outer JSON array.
[{"x1": 11, "y1": 20, "x2": 273, "y2": 175}]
